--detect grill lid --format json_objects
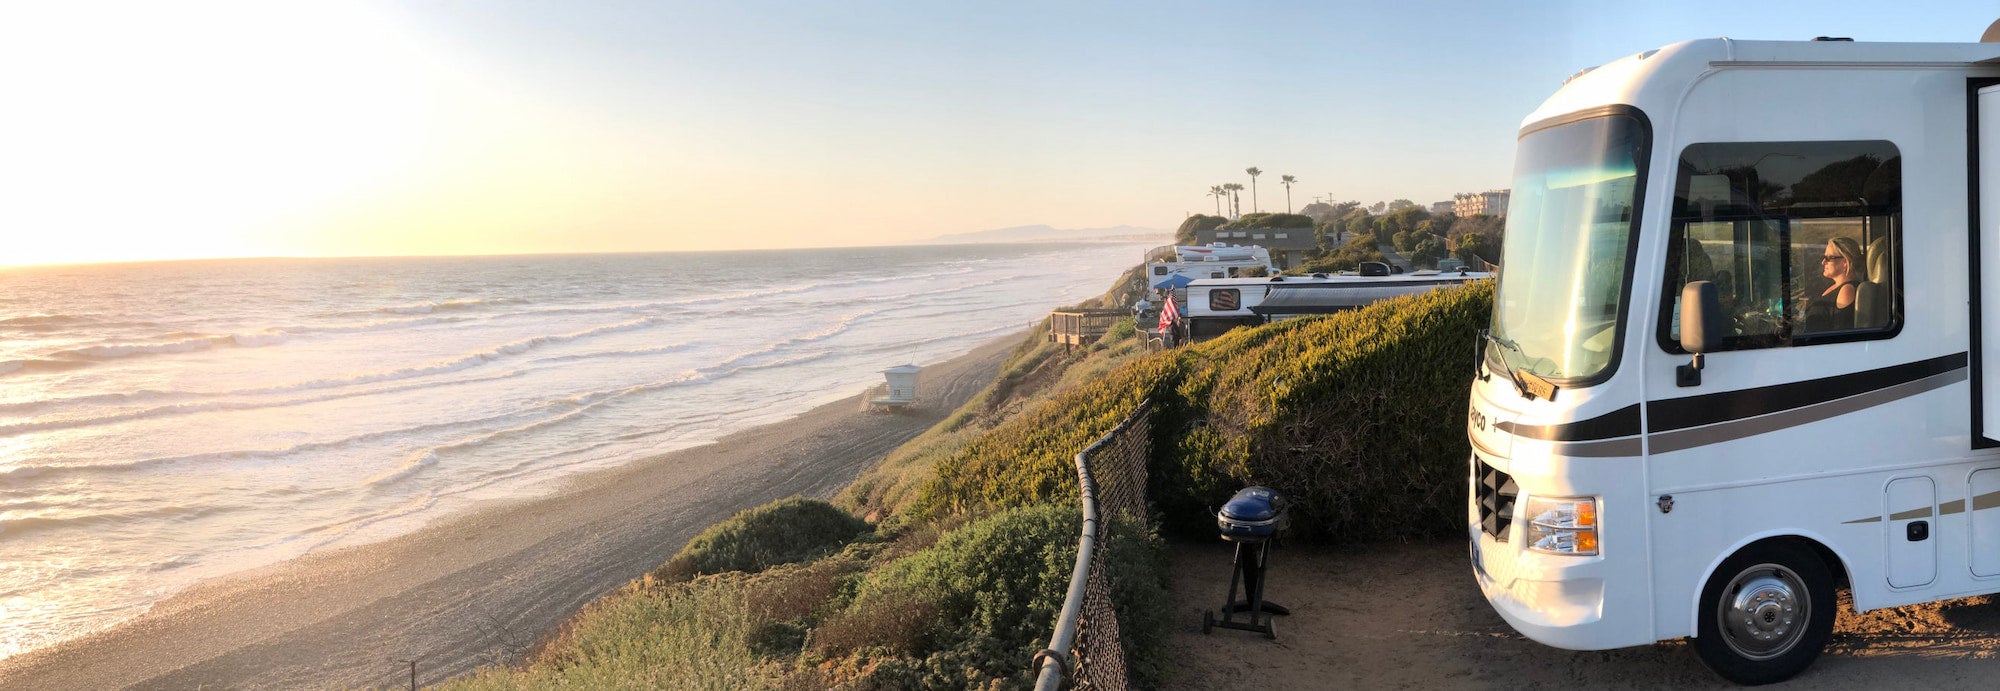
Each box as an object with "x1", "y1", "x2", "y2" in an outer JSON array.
[{"x1": 1217, "y1": 486, "x2": 1287, "y2": 539}]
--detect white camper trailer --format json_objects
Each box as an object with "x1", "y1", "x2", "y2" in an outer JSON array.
[
  {"x1": 1467, "y1": 34, "x2": 2000, "y2": 684},
  {"x1": 1145, "y1": 244, "x2": 1277, "y2": 291},
  {"x1": 1183, "y1": 271, "x2": 1491, "y2": 342}
]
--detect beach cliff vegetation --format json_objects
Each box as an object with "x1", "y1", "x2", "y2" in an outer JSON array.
[
  {"x1": 653, "y1": 497, "x2": 874, "y2": 581},
  {"x1": 913, "y1": 279, "x2": 1493, "y2": 543},
  {"x1": 450, "y1": 270, "x2": 1490, "y2": 689}
]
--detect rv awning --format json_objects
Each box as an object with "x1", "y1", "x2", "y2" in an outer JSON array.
[
  {"x1": 1250, "y1": 284, "x2": 1456, "y2": 315},
  {"x1": 1152, "y1": 273, "x2": 1195, "y2": 290}
]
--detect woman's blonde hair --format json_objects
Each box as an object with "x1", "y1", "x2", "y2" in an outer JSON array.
[{"x1": 1828, "y1": 236, "x2": 1865, "y2": 276}]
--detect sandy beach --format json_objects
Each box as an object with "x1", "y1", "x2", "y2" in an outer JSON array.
[{"x1": 0, "y1": 332, "x2": 1020, "y2": 689}]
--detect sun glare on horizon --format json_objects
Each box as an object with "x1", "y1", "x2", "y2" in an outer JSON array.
[{"x1": 0, "y1": 3, "x2": 445, "y2": 268}]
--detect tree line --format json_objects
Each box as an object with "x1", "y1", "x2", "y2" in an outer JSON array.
[{"x1": 1174, "y1": 201, "x2": 1504, "y2": 273}]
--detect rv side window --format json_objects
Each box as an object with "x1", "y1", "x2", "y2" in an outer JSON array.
[
  {"x1": 1659, "y1": 140, "x2": 1902, "y2": 352},
  {"x1": 1209, "y1": 288, "x2": 1240, "y2": 311}
]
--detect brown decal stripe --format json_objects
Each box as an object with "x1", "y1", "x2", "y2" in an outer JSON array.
[
  {"x1": 1842, "y1": 489, "x2": 2000, "y2": 525},
  {"x1": 1649, "y1": 368, "x2": 1964, "y2": 454},
  {"x1": 1497, "y1": 404, "x2": 1642, "y2": 442},
  {"x1": 1648, "y1": 352, "x2": 1968, "y2": 434},
  {"x1": 1555, "y1": 438, "x2": 1645, "y2": 458}
]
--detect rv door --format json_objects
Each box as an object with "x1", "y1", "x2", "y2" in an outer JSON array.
[{"x1": 1981, "y1": 84, "x2": 2000, "y2": 443}]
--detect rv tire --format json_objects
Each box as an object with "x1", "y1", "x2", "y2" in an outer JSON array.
[{"x1": 1691, "y1": 540, "x2": 1835, "y2": 685}]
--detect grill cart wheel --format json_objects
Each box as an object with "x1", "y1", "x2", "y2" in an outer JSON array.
[{"x1": 1692, "y1": 541, "x2": 1835, "y2": 685}]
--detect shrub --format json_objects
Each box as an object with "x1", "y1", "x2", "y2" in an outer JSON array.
[
  {"x1": 1095, "y1": 316, "x2": 1136, "y2": 349},
  {"x1": 444, "y1": 575, "x2": 769, "y2": 690},
  {"x1": 1157, "y1": 281, "x2": 1494, "y2": 541},
  {"x1": 813, "y1": 503, "x2": 1171, "y2": 689},
  {"x1": 655, "y1": 498, "x2": 872, "y2": 581},
  {"x1": 1220, "y1": 212, "x2": 1314, "y2": 230},
  {"x1": 919, "y1": 281, "x2": 1494, "y2": 544},
  {"x1": 1174, "y1": 215, "x2": 1228, "y2": 244}
]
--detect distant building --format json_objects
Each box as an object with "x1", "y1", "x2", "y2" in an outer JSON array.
[
  {"x1": 1453, "y1": 189, "x2": 1511, "y2": 217},
  {"x1": 1431, "y1": 201, "x2": 1455, "y2": 216},
  {"x1": 1194, "y1": 225, "x2": 1317, "y2": 271}
]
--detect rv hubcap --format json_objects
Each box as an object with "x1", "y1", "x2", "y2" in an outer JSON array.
[{"x1": 1718, "y1": 564, "x2": 1808, "y2": 660}]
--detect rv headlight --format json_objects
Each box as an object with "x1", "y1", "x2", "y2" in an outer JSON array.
[{"x1": 1524, "y1": 496, "x2": 1598, "y2": 556}]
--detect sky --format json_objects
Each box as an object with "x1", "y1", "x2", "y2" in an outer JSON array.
[{"x1": 2, "y1": 1, "x2": 1996, "y2": 266}]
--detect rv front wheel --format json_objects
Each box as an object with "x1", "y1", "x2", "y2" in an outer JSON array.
[{"x1": 1692, "y1": 541, "x2": 1835, "y2": 685}]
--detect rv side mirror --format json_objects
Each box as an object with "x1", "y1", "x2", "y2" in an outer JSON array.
[{"x1": 1677, "y1": 281, "x2": 1724, "y2": 387}]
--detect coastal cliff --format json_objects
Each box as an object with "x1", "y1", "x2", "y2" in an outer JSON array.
[{"x1": 447, "y1": 271, "x2": 1494, "y2": 689}]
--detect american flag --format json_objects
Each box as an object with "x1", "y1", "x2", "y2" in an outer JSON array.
[{"x1": 1158, "y1": 292, "x2": 1179, "y2": 333}]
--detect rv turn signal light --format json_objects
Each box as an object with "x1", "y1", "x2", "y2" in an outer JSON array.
[{"x1": 1525, "y1": 496, "x2": 1599, "y2": 556}]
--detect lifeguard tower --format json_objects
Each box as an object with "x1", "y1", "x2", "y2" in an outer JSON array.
[{"x1": 868, "y1": 364, "x2": 922, "y2": 410}]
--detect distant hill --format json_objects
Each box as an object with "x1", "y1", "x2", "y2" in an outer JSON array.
[{"x1": 928, "y1": 224, "x2": 1170, "y2": 244}]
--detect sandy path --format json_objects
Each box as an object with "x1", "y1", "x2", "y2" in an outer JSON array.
[
  {"x1": 1164, "y1": 540, "x2": 2000, "y2": 689},
  {"x1": 0, "y1": 333, "x2": 1019, "y2": 690}
]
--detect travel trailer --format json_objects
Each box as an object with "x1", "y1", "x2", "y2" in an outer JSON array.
[
  {"x1": 1467, "y1": 33, "x2": 2000, "y2": 684},
  {"x1": 1145, "y1": 244, "x2": 1276, "y2": 290},
  {"x1": 1182, "y1": 270, "x2": 1489, "y2": 342}
]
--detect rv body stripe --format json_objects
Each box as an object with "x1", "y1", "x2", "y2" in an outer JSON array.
[
  {"x1": 1649, "y1": 368, "x2": 1965, "y2": 455},
  {"x1": 1647, "y1": 352, "x2": 1968, "y2": 433},
  {"x1": 1841, "y1": 490, "x2": 2000, "y2": 525},
  {"x1": 1475, "y1": 354, "x2": 1965, "y2": 458},
  {"x1": 1554, "y1": 438, "x2": 1645, "y2": 458},
  {"x1": 1498, "y1": 404, "x2": 1642, "y2": 442}
]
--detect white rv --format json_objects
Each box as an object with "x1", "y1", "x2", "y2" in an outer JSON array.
[
  {"x1": 1145, "y1": 244, "x2": 1276, "y2": 290},
  {"x1": 1184, "y1": 270, "x2": 1491, "y2": 342},
  {"x1": 1467, "y1": 34, "x2": 2000, "y2": 683}
]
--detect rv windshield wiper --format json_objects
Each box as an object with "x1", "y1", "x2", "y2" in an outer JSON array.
[{"x1": 1480, "y1": 330, "x2": 1536, "y2": 401}]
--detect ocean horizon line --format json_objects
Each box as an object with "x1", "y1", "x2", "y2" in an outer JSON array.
[{"x1": 0, "y1": 237, "x2": 1173, "y2": 272}]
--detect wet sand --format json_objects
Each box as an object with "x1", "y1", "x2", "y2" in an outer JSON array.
[{"x1": 0, "y1": 333, "x2": 1020, "y2": 690}]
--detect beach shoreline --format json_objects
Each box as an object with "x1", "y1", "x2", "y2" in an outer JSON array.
[{"x1": 0, "y1": 331, "x2": 1024, "y2": 689}]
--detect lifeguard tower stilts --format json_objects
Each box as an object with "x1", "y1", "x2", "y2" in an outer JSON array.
[{"x1": 868, "y1": 364, "x2": 922, "y2": 411}]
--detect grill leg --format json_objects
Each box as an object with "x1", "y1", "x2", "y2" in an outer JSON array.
[
  {"x1": 1220, "y1": 542, "x2": 1246, "y2": 622},
  {"x1": 1209, "y1": 540, "x2": 1285, "y2": 638}
]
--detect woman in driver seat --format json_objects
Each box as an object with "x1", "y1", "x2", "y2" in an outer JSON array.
[{"x1": 1803, "y1": 236, "x2": 1864, "y2": 331}]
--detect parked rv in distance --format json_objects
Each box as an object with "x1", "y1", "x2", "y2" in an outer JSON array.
[
  {"x1": 1182, "y1": 269, "x2": 1490, "y2": 342},
  {"x1": 1469, "y1": 32, "x2": 2000, "y2": 685},
  {"x1": 1146, "y1": 243, "x2": 1276, "y2": 291}
]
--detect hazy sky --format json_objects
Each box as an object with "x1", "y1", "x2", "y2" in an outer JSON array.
[{"x1": 3, "y1": 1, "x2": 1996, "y2": 266}]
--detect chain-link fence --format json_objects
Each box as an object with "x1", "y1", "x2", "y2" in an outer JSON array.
[{"x1": 1034, "y1": 400, "x2": 1152, "y2": 690}]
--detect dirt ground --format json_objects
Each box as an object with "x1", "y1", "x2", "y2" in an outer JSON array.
[{"x1": 1164, "y1": 540, "x2": 2000, "y2": 689}]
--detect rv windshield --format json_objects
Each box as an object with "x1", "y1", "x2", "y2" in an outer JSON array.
[{"x1": 1489, "y1": 112, "x2": 1648, "y2": 384}]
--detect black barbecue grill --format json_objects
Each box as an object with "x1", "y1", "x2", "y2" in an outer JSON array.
[{"x1": 1203, "y1": 486, "x2": 1291, "y2": 639}]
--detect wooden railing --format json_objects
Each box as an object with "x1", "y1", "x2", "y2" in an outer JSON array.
[{"x1": 1047, "y1": 309, "x2": 1128, "y2": 347}]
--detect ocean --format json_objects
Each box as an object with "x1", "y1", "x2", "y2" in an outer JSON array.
[{"x1": 0, "y1": 242, "x2": 1150, "y2": 659}]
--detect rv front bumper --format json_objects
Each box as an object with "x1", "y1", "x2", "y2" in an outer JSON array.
[{"x1": 1470, "y1": 527, "x2": 1649, "y2": 651}]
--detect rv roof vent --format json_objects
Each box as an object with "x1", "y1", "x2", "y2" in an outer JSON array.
[
  {"x1": 1269, "y1": 276, "x2": 1286, "y2": 282},
  {"x1": 1811, "y1": 36, "x2": 1854, "y2": 42}
]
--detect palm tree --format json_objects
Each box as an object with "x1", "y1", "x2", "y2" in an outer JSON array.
[
  {"x1": 1223, "y1": 183, "x2": 1245, "y2": 218},
  {"x1": 1245, "y1": 167, "x2": 1263, "y2": 213},
  {"x1": 1280, "y1": 174, "x2": 1298, "y2": 214},
  {"x1": 1207, "y1": 185, "x2": 1225, "y2": 216}
]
